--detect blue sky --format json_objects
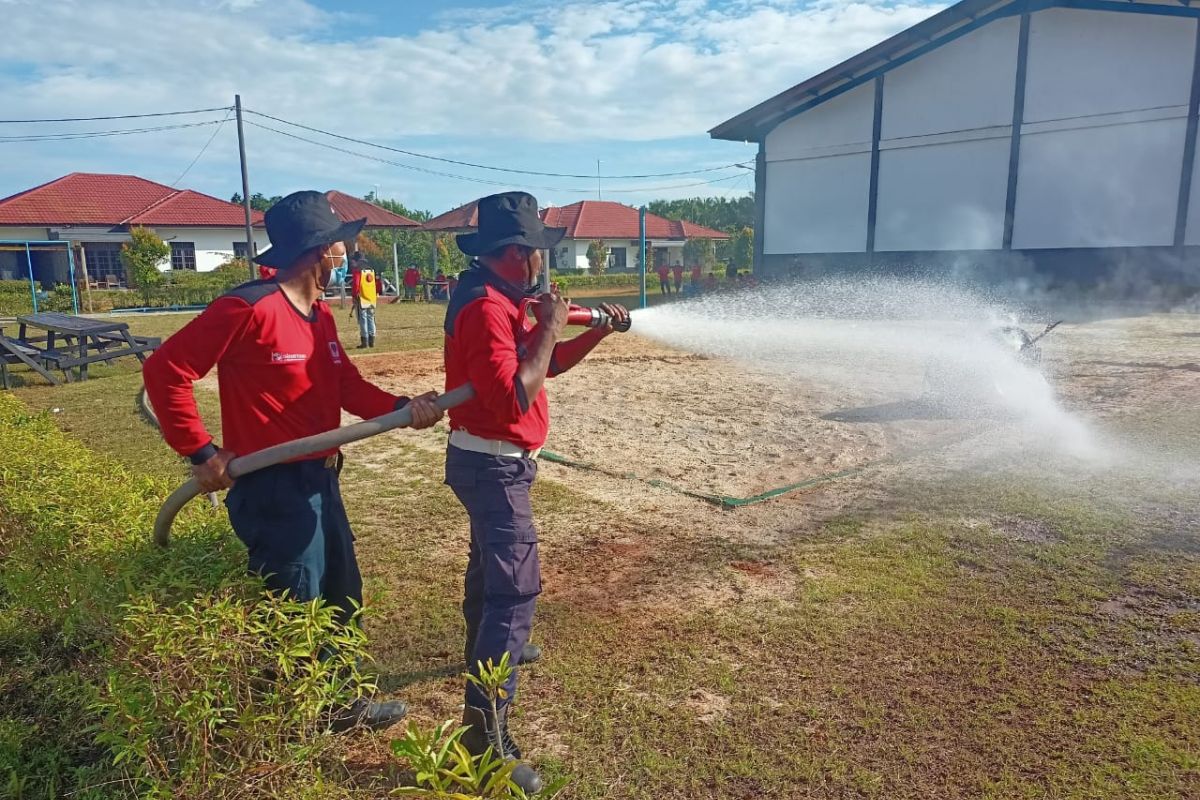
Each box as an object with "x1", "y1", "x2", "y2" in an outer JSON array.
[{"x1": 0, "y1": 0, "x2": 943, "y2": 215}]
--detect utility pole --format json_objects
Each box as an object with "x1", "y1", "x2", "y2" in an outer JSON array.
[
  {"x1": 235, "y1": 94, "x2": 255, "y2": 281},
  {"x1": 639, "y1": 205, "x2": 647, "y2": 309}
]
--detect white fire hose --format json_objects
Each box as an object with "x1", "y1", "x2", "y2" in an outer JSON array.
[{"x1": 152, "y1": 383, "x2": 476, "y2": 547}]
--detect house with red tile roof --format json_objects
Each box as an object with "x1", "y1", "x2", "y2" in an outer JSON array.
[
  {"x1": 541, "y1": 201, "x2": 728, "y2": 272},
  {"x1": 0, "y1": 173, "x2": 269, "y2": 288},
  {"x1": 423, "y1": 199, "x2": 728, "y2": 272}
]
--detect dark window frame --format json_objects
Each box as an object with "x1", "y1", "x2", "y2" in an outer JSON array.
[{"x1": 170, "y1": 241, "x2": 197, "y2": 271}]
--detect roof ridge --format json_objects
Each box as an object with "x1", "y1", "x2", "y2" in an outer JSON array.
[{"x1": 122, "y1": 188, "x2": 183, "y2": 225}]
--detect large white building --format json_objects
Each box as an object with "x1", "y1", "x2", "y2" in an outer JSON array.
[{"x1": 711, "y1": 0, "x2": 1200, "y2": 288}]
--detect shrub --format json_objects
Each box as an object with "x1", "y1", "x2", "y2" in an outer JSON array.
[
  {"x1": 0, "y1": 394, "x2": 370, "y2": 797},
  {"x1": 550, "y1": 273, "x2": 639, "y2": 291},
  {"x1": 121, "y1": 228, "x2": 169, "y2": 306}
]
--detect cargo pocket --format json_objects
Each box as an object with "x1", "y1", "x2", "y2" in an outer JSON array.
[{"x1": 483, "y1": 541, "x2": 541, "y2": 599}]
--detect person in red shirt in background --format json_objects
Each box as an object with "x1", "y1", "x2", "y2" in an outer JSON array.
[
  {"x1": 656, "y1": 260, "x2": 671, "y2": 295},
  {"x1": 402, "y1": 264, "x2": 421, "y2": 301},
  {"x1": 444, "y1": 192, "x2": 628, "y2": 793},
  {"x1": 143, "y1": 191, "x2": 443, "y2": 732},
  {"x1": 690, "y1": 262, "x2": 702, "y2": 286},
  {"x1": 672, "y1": 261, "x2": 684, "y2": 293}
]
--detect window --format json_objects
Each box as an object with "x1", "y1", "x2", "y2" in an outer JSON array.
[
  {"x1": 171, "y1": 241, "x2": 197, "y2": 270},
  {"x1": 84, "y1": 243, "x2": 124, "y2": 285},
  {"x1": 232, "y1": 241, "x2": 256, "y2": 260},
  {"x1": 608, "y1": 247, "x2": 627, "y2": 271}
]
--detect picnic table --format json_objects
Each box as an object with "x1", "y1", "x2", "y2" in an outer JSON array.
[{"x1": 0, "y1": 312, "x2": 161, "y2": 387}]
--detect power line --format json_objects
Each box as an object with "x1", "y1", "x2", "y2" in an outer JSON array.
[
  {"x1": 0, "y1": 106, "x2": 232, "y2": 124},
  {"x1": 172, "y1": 109, "x2": 234, "y2": 187},
  {"x1": 245, "y1": 107, "x2": 753, "y2": 180},
  {"x1": 0, "y1": 119, "x2": 227, "y2": 143},
  {"x1": 245, "y1": 119, "x2": 751, "y2": 194}
]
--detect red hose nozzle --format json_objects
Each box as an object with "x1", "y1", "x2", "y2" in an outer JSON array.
[{"x1": 566, "y1": 303, "x2": 632, "y2": 332}]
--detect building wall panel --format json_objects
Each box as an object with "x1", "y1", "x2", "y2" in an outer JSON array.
[
  {"x1": 1024, "y1": 9, "x2": 1195, "y2": 124},
  {"x1": 764, "y1": 154, "x2": 870, "y2": 254},
  {"x1": 1012, "y1": 118, "x2": 1187, "y2": 249},
  {"x1": 882, "y1": 16, "x2": 1020, "y2": 141},
  {"x1": 875, "y1": 137, "x2": 1011, "y2": 252},
  {"x1": 765, "y1": 82, "x2": 875, "y2": 161}
]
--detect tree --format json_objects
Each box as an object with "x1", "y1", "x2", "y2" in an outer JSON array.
[
  {"x1": 229, "y1": 192, "x2": 282, "y2": 212},
  {"x1": 121, "y1": 227, "x2": 170, "y2": 305},
  {"x1": 731, "y1": 226, "x2": 754, "y2": 272},
  {"x1": 682, "y1": 238, "x2": 716, "y2": 270},
  {"x1": 647, "y1": 194, "x2": 755, "y2": 264},
  {"x1": 586, "y1": 240, "x2": 610, "y2": 275}
]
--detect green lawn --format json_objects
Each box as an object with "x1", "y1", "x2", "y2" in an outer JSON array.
[{"x1": 3, "y1": 305, "x2": 1199, "y2": 798}]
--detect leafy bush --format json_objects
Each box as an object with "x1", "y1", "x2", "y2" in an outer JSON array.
[
  {"x1": 550, "y1": 273, "x2": 639, "y2": 291},
  {"x1": 121, "y1": 228, "x2": 170, "y2": 306},
  {"x1": 0, "y1": 394, "x2": 370, "y2": 798}
]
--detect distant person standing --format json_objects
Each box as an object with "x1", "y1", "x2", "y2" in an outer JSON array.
[
  {"x1": 726, "y1": 265, "x2": 738, "y2": 283},
  {"x1": 656, "y1": 262, "x2": 671, "y2": 295},
  {"x1": 433, "y1": 269, "x2": 448, "y2": 300},
  {"x1": 672, "y1": 261, "x2": 684, "y2": 294},
  {"x1": 350, "y1": 252, "x2": 379, "y2": 349},
  {"x1": 690, "y1": 263, "x2": 701, "y2": 286},
  {"x1": 403, "y1": 265, "x2": 421, "y2": 301}
]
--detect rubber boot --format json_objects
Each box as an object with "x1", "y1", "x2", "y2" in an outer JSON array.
[
  {"x1": 368, "y1": 335, "x2": 376, "y2": 348},
  {"x1": 358, "y1": 336, "x2": 368, "y2": 349},
  {"x1": 461, "y1": 705, "x2": 542, "y2": 795},
  {"x1": 329, "y1": 696, "x2": 407, "y2": 733}
]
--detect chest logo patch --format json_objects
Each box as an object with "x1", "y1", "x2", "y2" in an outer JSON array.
[{"x1": 271, "y1": 351, "x2": 306, "y2": 363}]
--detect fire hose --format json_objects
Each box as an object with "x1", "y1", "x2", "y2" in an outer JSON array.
[
  {"x1": 153, "y1": 383, "x2": 476, "y2": 547},
  {"x1": 151, "y1": 302, "x2": 629, "y2": 547}
]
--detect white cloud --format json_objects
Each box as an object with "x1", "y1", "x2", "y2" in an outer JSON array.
[{"x1": 0, "y1": 0, "x2": 944, "y2": 142}]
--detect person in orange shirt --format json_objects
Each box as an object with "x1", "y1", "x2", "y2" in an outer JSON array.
[{"x1": 656, "y1": 262, "x2": 671, "y2": 295}]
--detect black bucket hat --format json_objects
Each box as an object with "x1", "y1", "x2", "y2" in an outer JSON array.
[
  {"x1": 254, "y1": 190, "x2": 367, "y2": 268},
  {"x1": 456, "y1": 191, "x2": 566, "y2": 257}
]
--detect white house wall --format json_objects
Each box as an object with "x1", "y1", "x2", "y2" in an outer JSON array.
[
  {"x1": 150, "y1": 227, "x2": 270, "y2": 272},
  {"x1": 0, "y1": 227, "x2": 52, "y2": 241}
]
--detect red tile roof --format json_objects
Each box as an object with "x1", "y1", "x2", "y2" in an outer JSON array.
[
  {"x1": 421, "y1": 200, "x2": 479, "y2": 232},
  {"x1": 0, "y1": 172, "x2": 265, "y2": 228},
  {"x1": 325, "y1": 191, "x2": 420, "y2": 228},
  {"x1": 542, "y1": 201, "x2": 729, "y2": 241}
]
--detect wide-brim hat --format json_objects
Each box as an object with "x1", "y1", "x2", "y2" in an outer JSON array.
[
  {"x1": 456, "y1": 191, "x2": 566, "y2": 257},
  {"x1": 254, "y1": 190, "x2": 367, "y2": 268}
]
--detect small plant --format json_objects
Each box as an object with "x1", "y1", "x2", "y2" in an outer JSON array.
[
  {"x1": 585, "y1": 240, "x2": 610, "y2": 276},
  {"x1": 390, "y1": 654, "x2": 565, "y2": 799},
  {"x1": 121, "y1": 227, "x2": 170, "y2": 306}
]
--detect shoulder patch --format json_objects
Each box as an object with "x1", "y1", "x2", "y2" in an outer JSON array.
[{"x1": 224, "y1": 279, "x2": 280, "y2": 306}]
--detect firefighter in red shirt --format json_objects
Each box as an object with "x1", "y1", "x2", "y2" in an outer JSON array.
[
  {"x1": 143, "y1": 191, "x2": 443, "y2": 732},
  {"x1": 444, "y1": 192, "x2": 628, "y2": 793}
]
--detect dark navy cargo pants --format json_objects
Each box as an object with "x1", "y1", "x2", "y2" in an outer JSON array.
[
  {"x1": 445, "y1": 445, "x2": 541, "y2": 709},
  {"x1": 225, "y1": 457, "x2": 362, "y2": 627}
]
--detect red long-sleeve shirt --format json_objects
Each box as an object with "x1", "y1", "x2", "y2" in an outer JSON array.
[
  {"x1": 443, "y1": 268, "x2": 550, "y2": 450},
  {"x1": 143, "y1": 280, "x2": 404, "y2": 462}
]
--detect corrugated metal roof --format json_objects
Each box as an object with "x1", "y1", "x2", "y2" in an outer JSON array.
[
  {"x1": 325, "y1": 190, "x2": 421, "y2": 228},
  {"x1": 710, "y1": 0, "x2": 1013, "y2": 142}
]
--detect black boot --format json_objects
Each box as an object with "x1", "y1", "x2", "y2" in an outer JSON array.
[
  {"x1": 358, "y1": 336, "x2": 368, "y2": 349},
  {"x1": 461, "y1": 705, "x2": 542, "y2": 795},
  {"x1": 329, "y1": 696, "x2": 407, "y2": 733},
  {"x1": 368, "y1": 335, "x2": 375, "y2": 348}
]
